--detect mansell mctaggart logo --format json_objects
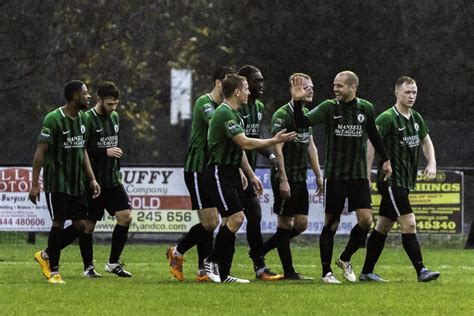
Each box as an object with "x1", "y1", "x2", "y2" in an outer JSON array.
[{"x1": 0, "y1": 168, "x2": 39, "y2": 192}]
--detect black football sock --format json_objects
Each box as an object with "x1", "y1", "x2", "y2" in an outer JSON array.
[
  {"x1": 48, "y1": 226, "x2": 63, "y2": 273},
  {"x1": 45, "y1": 224, "x2": 78, "y2": 255},
  {"x1": 208, "y1": 224, "x2": 234, "y2": 263},
  {"x1": 361, "y1": 229, "x2": 387, "y2": 274},
  {"x1": 79, "y1": 232, "x2": 93, "y2": 269},
  {"x1": 320, "y1": 226, "x2": 336, "y2": 277},
  {"x1": 276, "y1": 228, "x2": 295, "y2": 275},
  {"x1": 290, "y1": 228, "x2": 301, "y2": 239},
  {"x1": 402, "y1": 233, "x2": 425, "y2": 275},
  {"x1": 176, "y1": 223, "x2": 208, "y2": 255},
  {"x1": 219, "y1": 238, "x2": 236, "y2": 280},
  {"x1": 109, "y1": 224, "x2": 129, "y2": 264},
  {"x1": 340, "y1": 224, "x2": 369, "y2": 262},
  {"x1": 261, "y1": 232, "x2": 279, "y2": 256},
  {"x1": 197, "y1": 230, "x2": 214, "y2": 269},
  {"x1": 246, "y1": 218, "x2": 265, "y2": 264}
]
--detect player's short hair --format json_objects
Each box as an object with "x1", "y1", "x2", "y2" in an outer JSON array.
[
  {"x1": 395, "y1": 76, "x2": 416, "y2": 88},
  {"x1": 337, "y1": 71, "x2": 359, "y2": 86},
  {"x1": 238, "y1": 65, "x2": 261, "y2": 80},
  {"x1": 222, "y1": 74, "x2": 247, "y2": 98},
  {"x1": 213, "y1": 66, "x2": 235, "y2": 82},
  {"x1": 288, "y1": 73, "x2": 311, "y2": 86},
  {"x1": 64, "y1": 80, "x2": 85, "y2": 101},
  {"x1": 97, "y1": 81, "x2": 119, "y2": 99}
]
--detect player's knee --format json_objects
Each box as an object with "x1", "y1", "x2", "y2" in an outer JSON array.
[
  {"x1": 325, "y1": 216, "x2": 339, "y2": 231},
  {"x1": 294, "y1": 218, "x2": 308, "y2": 233},
  {"x1": 52, "y1": 220, "x2": 65, "y2": 228},
  {"x1": 116, "y1": 210, "x2": 132, "y2": 226},
  {"x1": 226, "y1": 212, "x2": 245, "y2": 232},
  {"x1": 73, "y1": 220, "x2": 87, "y2": 232},
  {"x1": 202, "y1": 216, "x2": 219, "y2": 231},
  {"x1": 358, "y1": 215, "x2": 373, "y2": 230},
  {"x1": 375, "y1": 222, "x2": 392, "y2": 235},
  {"x1": 399, "y1": 220, "x2": 416, "y2": 234},
  {"x1": 232, "y1": 212, "x2": 245, "y2": 226},
  {"x1": 84, "y1": 222, "x2": 96, "y2": 234}
]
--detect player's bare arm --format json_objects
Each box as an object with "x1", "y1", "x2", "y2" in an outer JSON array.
[
  {"x1": 274, "y1": 142, "x2": 290, "y2": 199},
  {"x1": 241, "y1": 151, "x2": 263, "y2": 195},
  {"x1": 421, "y1": 134, "x2": 437, "y2": 179},
  {"x1": 307, "y1": 135, "x2": 324, "y2": 196},
  {"x1": 232, "y1": 129, "x2": 296, "y2": 151},
  {"x1": 83, "y1": 150, "x2": 101, "y2": 198},
  {"x1": 28, "y1": 143, "x2": 48, "y2": 205}
]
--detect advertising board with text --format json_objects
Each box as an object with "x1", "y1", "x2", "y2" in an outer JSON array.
[{"x1": 0, "y1": 166, "x2": 463, "y2": 234}]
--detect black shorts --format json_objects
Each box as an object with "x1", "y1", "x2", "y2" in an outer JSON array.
[
  {"x1": 377, "y1": 182, "x2": 413, "y2": 221},
  {"x1": 184, "y1": 171, "x2": 214, "y2": 210},
  {"x1": 271, "y1": 180, "x2": 309, "y2": 217},
  {"x1": 88, "y1": 184, "x2": 131, "y2": 221},
  {"x1": 206, "y1": 165, "x2": 244, "y2": 217},
  {"x1": 324, "y1": 178, "x2": 372, "y2": 215},
  {"x1": 45, "y1": 192, "x2": 88, "y2": 221}
]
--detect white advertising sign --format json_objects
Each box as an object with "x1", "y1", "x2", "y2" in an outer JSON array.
[{"x1": 0, "y1": 166, "x2": 358, "y2": 234}]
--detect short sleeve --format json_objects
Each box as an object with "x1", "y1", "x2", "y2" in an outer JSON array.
[
  {"x1": 416, "y1": 112, "x2": 429, "y2": 140},
  {"x1": 220, "y1": 110, "x2": 243, "y2": 138},
  {"x1": 201, "y1": 102, "x2": 215, "y2": 124},
  {"x1": 38, "y1": 113, "x2": 56, "y2": 144},
  {"x1": 375, "y1": 112, "x2": 391, "y2": 138},
  {"x1": 271, "y1": 111, "x2": 286, "y2": 134}
]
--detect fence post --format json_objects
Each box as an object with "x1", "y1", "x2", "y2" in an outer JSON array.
[{"x1": 27, "y1": 232, "x2": 36, "y2": 244}]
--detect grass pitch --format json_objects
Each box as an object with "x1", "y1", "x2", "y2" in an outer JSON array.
[{"x1": 1, "y1": 238, "x2": 473, "y2": 315}]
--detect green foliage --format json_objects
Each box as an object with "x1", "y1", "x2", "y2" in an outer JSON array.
[
  {"x1": 0, "y1": 0, "x2": 472, "y2": 164},
  {"x1": 1, "y1": 243, "x2": 473, "y2": 315}
]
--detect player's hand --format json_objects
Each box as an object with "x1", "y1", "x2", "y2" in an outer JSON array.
[
  {"x1": 106, "y1": 147, "x2": 123, "y2": 158},
  {"x1": 240, "y1": 170, "x2": 248, "y2": 190},
  {"x1": 273, "y1": 129, "x2": 297, "y2": 143},
  {"x1": 270, "y1": 156, "x2": 280, "y2": 178},
  {"x1": 316, "y1": 176, "x2": 324, "y2": 197},
  {"x1": 290, "y1": 75, "x2": 306, "y2": 101},
  {"x1": 423, "y1": 162, "x2": 437, "y2": 179},
  {"x1": 382, "y1": 160, "x2": 392, "y2": 181},
  {"x1": 28, "y1": 183, "x2": 41, "y2": 205},
  {"x1": 279, "y1": 180, "x2": 290, "y2": 199},
  {"x1": 90, "y1": 180, "x2": 101, "y2": 199},
  {"x1": 250, "y1": 176, "x2": 263, "y2": 196}
]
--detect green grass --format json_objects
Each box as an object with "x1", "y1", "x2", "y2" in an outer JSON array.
[{"x1": 1, "y1": 240, "x2": 473, "y2": 315}]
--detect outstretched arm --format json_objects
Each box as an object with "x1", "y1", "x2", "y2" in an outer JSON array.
[{"x1": 232, "y1": 129, "x2": 296, "y2": 151}]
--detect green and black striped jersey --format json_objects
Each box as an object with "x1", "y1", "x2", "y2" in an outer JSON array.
[
  {"x1": 375, "y1": 106, "x2": 429, "y2": 190},
  {"x1": 239, "y1": 99, "x2": 264, "y2": 170},
  {"x1": 271, "y1": 102, "x2": 312, "y2": 182},
  {"x1": 306, "y1": 98, "x2": 376, "y2": 180},
  {"x1": 84, "y1": 108, "x2": 121, "y2": 188},
  {"x1": 207, "y1": 103, "x2": 244, "y2": 167},
  {"x1": 37, "y1": 107, "x2": 87, "y2": 195},
  {"x1": 184, "y1": 94, "x2": 218, "y2": 172}
]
